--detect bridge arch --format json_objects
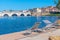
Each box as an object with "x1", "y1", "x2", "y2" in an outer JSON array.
[
  {"x1": 3, "y1": 14, "x2": 9, "y2": 17},
  {"x1": 27, "y1": 14, "x2": 31, "y2": 16},
  {"x1": 12, "y1": 14, "x2": 17, "y2": 17},
  {"x1": 20, "y1": 14, "x2": 25, "y2": 16}
]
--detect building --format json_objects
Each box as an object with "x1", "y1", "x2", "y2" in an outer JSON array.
[
  {"x1": 29, "y1": 8, "x2": 42, "y2": 16},
  {"x1": 31, "y1": 6, "x2": 60, "y2": 16}
]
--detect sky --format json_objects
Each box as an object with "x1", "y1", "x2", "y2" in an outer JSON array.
[{"x1": 0, "y1": 0, "x2": 56, "y2": 11}]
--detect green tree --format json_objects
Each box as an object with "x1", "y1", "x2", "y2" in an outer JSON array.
[
  {"x1": 54, "y1": 0, "x2": 60, "y2": 9},
  {"x1": 56, "y1": 0, "x2": 60, "y2": 9}
]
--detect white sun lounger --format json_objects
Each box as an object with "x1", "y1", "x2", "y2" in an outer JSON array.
[
  {"x1": 43, "y1": 20, "x2": 57, "y2": 29},
  {"x1": 23, "y1": 22, "x2": 40, "y2": 35}
]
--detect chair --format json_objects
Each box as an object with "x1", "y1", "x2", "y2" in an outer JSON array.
[
  {"x1": 23, "y1": 22, "x2": 40, "y2": 35},
  {"x1": 43, "y1": 20, "x2": 57, "y2": 31}
]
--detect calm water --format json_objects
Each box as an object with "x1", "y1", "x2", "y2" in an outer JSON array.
[{"x1": 0, "y1": 16, "x2": 58, "y2": 35}]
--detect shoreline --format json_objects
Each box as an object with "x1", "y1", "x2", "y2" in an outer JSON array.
[{"x1": 0, "y1": 28, "x2": 60, "y2": 40}]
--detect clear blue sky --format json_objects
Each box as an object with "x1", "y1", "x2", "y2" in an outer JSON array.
[{"x1": 0, "y1": 0, "x2": 55, "y2": 11}]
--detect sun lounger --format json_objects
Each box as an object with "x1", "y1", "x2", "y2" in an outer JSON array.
[
  {"x1": 42, "y1": 20, "x2": 58, "y2": 32},
  {"x1": 30, "y1": 22, "x2": 40, "y2": 30},
  {"x1": 23, "y1": 22, "x2": 40, "y2": 35},
  {"x1": 32, "y1": 29, "x2": 43, "y2": 33}
]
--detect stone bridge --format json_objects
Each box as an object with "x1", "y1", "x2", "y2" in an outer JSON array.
[{"x1": 0, "y1": 11, "x2": 31, "y2": 17}]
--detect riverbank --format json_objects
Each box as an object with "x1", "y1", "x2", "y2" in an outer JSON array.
[{"x1": 0, "y1": 28, "x2": 60, "y2": 40}]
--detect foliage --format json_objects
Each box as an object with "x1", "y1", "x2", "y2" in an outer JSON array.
[
  {"x1": 54, "y1": 0, "x2": 60, "y2": 9},
  {"x1": 46, "y1": 14, "x2": 60, "y2": 16}
]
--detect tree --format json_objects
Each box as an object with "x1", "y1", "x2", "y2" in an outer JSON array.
[
  {"x1": 56, "y1": 0, "x2": 60, "y2": 9},
  {"x1": 54, "y1": 0, "x2": 60, "y2": 9}
]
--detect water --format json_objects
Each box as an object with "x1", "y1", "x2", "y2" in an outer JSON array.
[{"x1": 0, "y1": 16, "x2": 58, "y2": 35}]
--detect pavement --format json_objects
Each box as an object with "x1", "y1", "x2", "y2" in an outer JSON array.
[{"x1": 0, "y1": 29, "x2": 60, "y2": 40}]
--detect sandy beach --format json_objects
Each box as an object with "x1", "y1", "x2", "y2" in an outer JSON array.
[{"x1": 0, "y1": 29, "x2": 60, "y2": 40}]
